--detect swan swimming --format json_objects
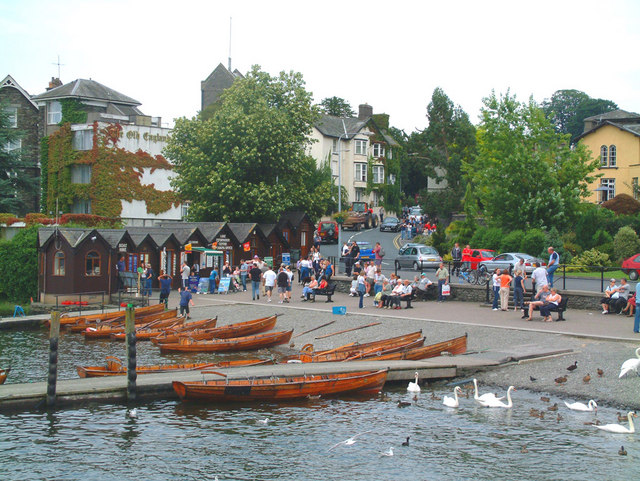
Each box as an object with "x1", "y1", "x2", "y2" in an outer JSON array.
[
  {"x1": 407, "y1": 372, "x2": 421, "y2": 392},
  {"x1": 381, "y1": 447, "x2": 394, "y2": 457},
  {"x1": 473, "y1": 379, "x2": 504, "y2": 403},
  {"x1": 477, "y1": 386, "x2": 516, "y2": 408},
  {"x1": 619, "y1": 347, "x2": 640, "y2": 378},
  {"x1": 564, "y1": 400, "x2": 597, "y2": 412},
  {"x1": 594, "y1": 411, "x2": 637, "y2": 434},
  {"x1": 443, "y1": 386, "x2": 462, "y2": 408}
]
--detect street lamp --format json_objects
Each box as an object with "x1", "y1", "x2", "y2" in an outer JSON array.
[{"x1": 335, "y1": 129, "x2": 374, "y2": 263}]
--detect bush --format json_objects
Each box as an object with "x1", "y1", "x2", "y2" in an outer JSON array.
[
  {"x1": 481, "y1": 227, "x2": 504, "y2": 251},
  {"x1": 602, "y1": 193, "x2": 640, "y2": 215},
  {"x1": 0, "y1": 213, "x2": 21, "y2": 225},
  {"x1": 595, "y1": 242, "x2": 614, "y2": 258},
  {"x1": 411, "y1": 234, "x2": 433, "y2": 246},
  {"x1": 566, "y1": 248, "x2": 612, "y2": 272},
  {"x1": 520, "y1": 228, "x2": 547, "y2": 257},
  {"x1": 593, "y1": 229, "x2": 613, "y2": 246},
  {"x1": 613, "y1": 226, "x2": 640, "y2": 262},
  {"x1": 0, "y1": 226, "x2": 38, "y2": 303},
  {"x1": 500, "y1": 229, "x2": 525, "y2": 253},
  {"x1": 24, "y1": 213, "x2": 54, "y2": 226},
  {"x1": 469, "y1": 226, "x2": 488, "y2": 248},
  {"x1": 573, "y1": 205, "x2": 615, "y2": 249},
  {"x1": 60, "y1": 214, "x2": 122, "y2": 228}
]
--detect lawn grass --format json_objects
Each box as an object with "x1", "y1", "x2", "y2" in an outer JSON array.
[
  {"x1": 0, "y1": 301, "x2": 30, "y2": 317},
  {"x1": 561, "y1": 269, "x2": 627, "y2": 279}
]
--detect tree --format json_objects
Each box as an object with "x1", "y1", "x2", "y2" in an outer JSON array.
[
  {"x1": 0, "y1": 103, "x2": 39, "y2": 214},
  {"x1": 541, "y1": 89, "x2": 617, "y2": 141},
  {"x1": 318, "y1": 97, "x2": 355, "y2": 117},
  {"x1": 465, "y1": 90, "x2": 600, "y2": 231},
  {"x1": 165, "y1": 66, "x2": 333, "y2": 222}
]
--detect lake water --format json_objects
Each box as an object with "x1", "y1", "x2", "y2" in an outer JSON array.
[{"x1": 0, "y1": 329, "x2": 637, "y2": 480}]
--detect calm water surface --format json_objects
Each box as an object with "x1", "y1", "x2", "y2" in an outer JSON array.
[{"x1": 0, "y1": 329, "x2": 637, "y2": 480}]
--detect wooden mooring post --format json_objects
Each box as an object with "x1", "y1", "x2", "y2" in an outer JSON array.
[
  {"x1": 46, "y1": 311, "x2": 60, "y2": 408},
  {"x1": 125, "y1": 305, "x2": 137, "y2": 401}
]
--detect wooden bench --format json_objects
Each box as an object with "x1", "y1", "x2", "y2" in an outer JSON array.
[
  {"x1": 312, "y1": 283, "x2": 337, "y2": 303},
  {"x1": 533, "y1": 297, "x2": 568, "y2": 321},
  {"x1": 400, "y1": 292, "x2": 417, "y2": 308}
]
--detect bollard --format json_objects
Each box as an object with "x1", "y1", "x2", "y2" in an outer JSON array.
[
  {"x1": 125, "y1": 305, "x2": 137, "y2": 401},
  {"x1": 46, "y1": 311, "x2": 61, "y2": 408}
]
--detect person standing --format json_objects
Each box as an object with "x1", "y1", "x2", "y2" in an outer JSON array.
[
  {"x1": 144, "y1": 263, "x2": 154, "y2": 297},
  {"x1": 436, "y1": 262, "x2": 449, "y2": 302},
  {"x1": 239, "y1": 260, "x2": 248, "y2": 292},
  {"x1": 451, "y1": 243, "x2": 462, "y2": 277},
  {"x1": 276, "y1": 266, "x2": 289, "y2": 304},
  {"x1": 357, "y1": 271, "x2": 366, "y2": 308},
  {"x1": 116, "y1": 255, "x2": 126, "y2": 290},
  {"x1": 178, "y1": 287, "x2": 194, "y2": 319},
  {"x1": 249, "y1": 263, "x2": 262, "y2": 301},
  {"x1": 462, "y1": 245, "x2": 472, "y2": 270},
  {"x1": 263, "y1": 265, "x2": 277, "y2": 302},
  {"x1": 373, "y1": 241, "x2": 384, "y2": 268},
  {"x1": 158, "y1": 270, "x2": 172, "y2": 308},
  {"x1": 531, "y1": 262, "x2": 548, "y2": 294},
  {"x1": 546, "y1": 246, "x2": 560, "y2": 287},
  {"x1": 180, "y1": 261, "x2": 190, "y2": 289},
  {"x1": 208, "y1": 266, "x2": 218, "y2": 294},
  {"x1": 491, "y1": 268, "x2": 501, "y2": 310},
  {"x1": 634, "y1": 281, "x2": 640, "y2": 333},
  {"x1": 379, "y1": 206, "x2": 385, "y2": 223},
  {"x1": 513, "y1": 269, "x2": 526, "y2": 313},
  {"x1": 285, "y1": 265, "x2": 294, "y2": 302},
  {"x1": 499, "y1": 269, "x2": 513, "y2": 311}
]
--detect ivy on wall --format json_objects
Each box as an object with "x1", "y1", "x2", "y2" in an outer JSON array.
[
  {"x1": 44, "y1": 122, "x2": 180, "y2": 217},
  {"x1": 59, "y1": 99, "x2": 88, "y2": 125}
]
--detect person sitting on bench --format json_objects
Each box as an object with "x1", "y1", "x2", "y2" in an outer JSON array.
[
  {"x1": 524, "y1": 284, "x2": 550, "y2": 321},
  {"x1": 399, "y1": 279, "x2": 413, "y2": 308},
  {"x1": 301, "y1": 275, "x2": 318, "y2": 301},
  {"x1": 539, "y1": 287, "x2": 562, "y2": 322},
  {"x1": 386, "y1": 278, "x2": 405, "y2": 309}
]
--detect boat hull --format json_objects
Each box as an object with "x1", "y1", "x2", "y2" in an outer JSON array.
[{"x1": 158, "y1": 330, "x2": 293, "y2": 353}]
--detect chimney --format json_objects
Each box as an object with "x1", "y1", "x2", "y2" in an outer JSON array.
[
  {"x1": 47, "y1": 77, "x2": 62, "y2": 91},
  {"x1": 358, "y1": 103, "x2": 373, "y2": 120}
]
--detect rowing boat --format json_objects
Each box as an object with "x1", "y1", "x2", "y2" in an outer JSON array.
[
  {"x1": 109, "y1": 316, "x2": 218, "y2": 341},
  {"x1": 51, "y1": 303, "x2": 164, "y2": 327},
  {"x1": 291, "y1": 338, "x2": 425, "y2": 363},
  {"x1": 76, "y1": 356, "x2": 273, "y2": 378},
  {"x1": 306, "y1": 330, "x2": 423, "y2": 355},
  {"x1": 362, "y1": 333, "x2": 468, "y2": 361},
  {"x1": 0, "y1": 367, "x2": 9, "y2": 384},
  {"x1": 81, "y1": 309, "x2": 180, "y2": 338},
  {"x1": 172, "y1": 369, "x2": 388, "y2": 402},
  {"x1": 158, "y1": 329, "x2": 294, "y2": 353},
  {"x1": 152, "y1": 315, "x2": 278, "y2": 345}
]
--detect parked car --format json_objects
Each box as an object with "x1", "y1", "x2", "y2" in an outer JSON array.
[
  {"x1": 395, "y1": 244, "x2": 442, "y2": 271},
  {"x1": 354, "y1": 241, "x2": 375, "y2": 261},
  {"x1": 408, "y1": 207, "x2": 423, "y2": 221},
  {"x1": 466, "y1": 249, "x2": 496, "y2": 270},
  {"x1": 621, "y1": 253, "x2": 640, "y2": 280},
  {"x1": 379, "y1": 216, "x2": 402, "y2": 232},
  {"x1": 317, "y1": 221, "x2": 338, "y2": 243},
  {"x1": 478, "y1": 252, "x2": 546, "y2": 275}
]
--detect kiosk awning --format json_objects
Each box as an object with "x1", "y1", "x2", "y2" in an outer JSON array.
[{"x1": 191, "y1": 247, "x2": 223, "y2": 256}]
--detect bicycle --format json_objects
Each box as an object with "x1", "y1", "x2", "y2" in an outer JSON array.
[
  {"x1": 457, "y1": 267, "x2": 478, "y2": 285},
  {"x1": 476, "y1": 264, "x2": 491, "y2": 285}
]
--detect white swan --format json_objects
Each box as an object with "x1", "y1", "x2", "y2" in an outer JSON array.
[
  {"x1": 595, "y1": 411, "x2": 637, "y2": 434},
  {"x1": 381, "y1": 447, "x2": 394, "y2": 457},
  {"x1": 407, "y1": 372, "x2": 421, "y2": 392},
  {"x1": 619, "y1": 347, "x2": 640, "y2": 378},
  {"x1": 564, "y1": 400, "x2": 598, "y2": 412},
  {"x1": 477, "y1": 386, "x2": 516, "y2": 408},
  {"x1": 473, "y1": 378, "x2": 504, "y2": 403},
  {"x1": 443, "y1": 386, "x2": 462, "y2": 408}
]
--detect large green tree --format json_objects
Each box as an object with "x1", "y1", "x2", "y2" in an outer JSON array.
[
  {"x1": 541, "y1": 89, "x2": 617, "y2": 141},
  {"x1": 466, "y1": 90, "x2": 600, "y2": 230},
  {"x1": 165, "y1": 66, "x2": 333, "y2": 222},
  {"x1": 0, "y1": 103, "x2": 39, "y2": 214},
  {"x1": 406, "y1": 88, "x2": 476, "y2": 218},
  {"x1": 318, "y1": 96, "x2": 355, "y2": 117}
]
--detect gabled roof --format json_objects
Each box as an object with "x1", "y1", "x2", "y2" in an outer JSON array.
[
  {"x1": 314, "y1": 115, "x2": 368, "y2": 139},
  {"x1": 202, "y1": 63, "x2": 240, "y2": 86},
  {"x1": 33, "y1": 78, "x2": 141, "y2": 106},
  {"x1": 258, "y1": 223, "x2": 290, "y2": 248},
  {"x1": 583, "y1": 109, "x2": 640, "y2": 122},
  {"x1": 575, "y1": 120, "x2": 640, "y2": 142},
  {"x1": 157, "y1": 221, "x2": 226, "y2": 242},
  {"x1": 0, "y1": 75, "x2": 38, "y2": 109},
  {"x1": 38, "y1": 228, "x2": 116, "y2": 249},
  {"x1": 227, "y1": 223, "x2": 258, "y2": 243},
  {"x1": 279, "y1": 211, "x2": 313, "y2": 228}
]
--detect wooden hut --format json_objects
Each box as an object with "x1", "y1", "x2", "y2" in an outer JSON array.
[
  {"x1": 227, "y1": 223, "x2": 270, "y2": 266},
  {"x1": 258, "y1": 223, "x2": 291, "y2": 266},
  {"x1": 278, "y1": 212, "x2": 315, "y2": 260}
]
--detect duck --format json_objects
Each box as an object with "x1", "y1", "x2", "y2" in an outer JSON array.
[
  {"x1": 521, "y1": 445, "x2": 529, "y2": 454},
  {"x1": 402, "y1": 436, "x2": 410, "y2": 447},
  {"x1": 477, "y1": 386, "x2": 516, "y2": 408},
  {"x1": 430, "y1": 392, "x2": 441, "y2": 401},
  {"x1": 617, "y1": 412, "x2": 627, "y2": 422},
  {"x1": 381, "y1": 447, "x2": 394, "y2": 457},
  {"x1": 594, "y1": 411, "x2": 637, "y2": 434},
  {"x1": 557, "y1": 413, "x2": 563, "y2": 423},
  {"x1": 407, "y1": 372, "x2": 421, "y2": 392},
  {"x1": 547, "y1": 403, "x2": 558, "y2": 412},
  {"x1": 584, "y1": 419, "x2": 601, "y2": 426},
  {"x1": 529, "y1": 408, "x2": 540, "y2": 417},
  {"x1": 555, "y1": 376, "x2": 567, "y2": 384},
  {"x1": 597, "y1": 368, "x2": 604, "y2": 377},
  {"x1": 443, "y1": 386, "x2": 462, "y2": 408},
  {"x1": 566, "y1": 361, "x2": 578, "y2": 372},
  {"x1": 472, "y1": 379, "x2": 504, "y2": 403},
  {"x1": 619, "y1": 347, "x2": 640, "y2": 378},
  {"x1": 397, "y1": 401, "x2": 412, "y2": 408},
  {"x1": 126, "y1": 408, "x2": 137, "y2": 419},
  {"x1": 618, "y1": 446, "x2": 627, "y2": 456},
  {"x1": 540, "y1": 396, "x2": 550, "y2": 403},
  {"x1": 564, "y1": 400, "x2": 598, "y2": 412}
]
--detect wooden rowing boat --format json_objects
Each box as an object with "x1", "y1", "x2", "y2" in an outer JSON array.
[
  {"x1": 81, "y1": 309, "x2": 180, "y2": 338},
  {"x1": 172, "y1": 369, "x2": 389, "y2": 402},
  {"x1": 109, "y1": 316, "x2": 218, "y2": 341},
  {"x1": 287, "y1": 338, "x2": 424, "y2": 363},
  {"x1": 152, "y1": 315, "x2": 278, "y2": 345},
  {"x1": 362, "y1": 333, "x2": 468, "y2": 361},
  {"x1": 308, "y1": 330, "x2": 423, "y2": 355},
  {"x1": 0, "y1": 367, "x2": 9, "y2": 384},
  {"x1": 159, "y1": 329, "x2": 294, "y2": 353},
  {"x1": 76, "y1": 356, "x2": 273, "y2": 378},
  {"x1": 51, "y1": 303, "x2": 164, "y2": 327}
]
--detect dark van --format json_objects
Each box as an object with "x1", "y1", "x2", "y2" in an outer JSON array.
[{"x1": 317, "y1": 221, "x2": 339, "y2": 243}]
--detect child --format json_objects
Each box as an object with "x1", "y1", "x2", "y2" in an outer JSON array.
[
  {"x1": 622, "y1": 292, "x2": 636, "y2": 316},
  {"x1": 349, "y1": 275, "x2": 358, "y2": 296},
  {"x1": 178, "y1": 287, "x2": 194, "y2": 319}
]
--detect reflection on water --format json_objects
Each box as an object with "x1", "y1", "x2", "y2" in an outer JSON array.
[{"x1": 0, "y1": 387, "x2": 636, "y2": 480}]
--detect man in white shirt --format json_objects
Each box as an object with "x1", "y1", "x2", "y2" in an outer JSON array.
[
  {"x1": 531, "y1": 262, "x2": 548, "y2": 294},
  {"x1": 180, "y1": 262, "x2": 190, "y2": 289},
  {"x1": 399, "y1": 279, "x2": 414, "y2": 308},
  {"x1": 262, "y1": 265, "x2": 277, "y2": 302},
  {"x1": 389, "y1": 280, "x2": 405, "y2": 309},
  {"x1": 491, "y1": 269, "x2": 501, "y2": 310}
]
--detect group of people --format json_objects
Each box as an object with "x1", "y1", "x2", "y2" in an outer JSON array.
[{"x1": 600, "y1": 278, "x2": 633, "y2": 315}]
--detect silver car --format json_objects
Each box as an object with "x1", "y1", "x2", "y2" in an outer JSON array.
[
  {"x1": 395, "y1": 245, "x2": 442, "y2": 271},
  {"x1": 478, "y1": 252, "x2": 545, "y2": 275}
]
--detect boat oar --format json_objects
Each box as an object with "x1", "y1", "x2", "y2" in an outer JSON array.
[
  {"x1": 292, "y1": 321, "x2": 336, "y2": 339},
  {"x1": 200, "y1": 370, "x2": 227, "y2": 377},
  {"x1": 315, "y1": 322, "x2": 382, "y2": 340}
]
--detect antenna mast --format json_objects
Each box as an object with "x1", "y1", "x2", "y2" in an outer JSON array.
[
  {"x1": 228, "y1": 17, "x2": 232, "y2": 71},
  {"x1": 52, "y1": 55, "x2": 64, "y2": 79}
]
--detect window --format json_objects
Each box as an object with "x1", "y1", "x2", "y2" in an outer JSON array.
[
  {"x1": 354, "y1": 163, "x2": 367, "y2": 182},
  {"x1": 633, "y1": 177, "x2": 639, "y2": 200},
  {"x1": 181, "y1": 201, "x2": 190, "y2": 219},
  {"x1": 54, "y1": 251, "x2": 65, "y2": 276},
  {"x1": 354, "y1": 139, "x2": 367, "y2": 156},
  {"x1": 4, "y1": 107, "x2": 17, "y2": 128},
  {"x1": 388, "y1": 148, "x2": 392, "y2": 160},
  {"x1": 600, "y1": 178, "x2": 615, "y2": 202},
  {"x1": 355, "y1": 188, "x2": 364, "y2": 201},
  {"x1": 609, "y1": 145, "x2": 617, "y2": 167},
  {"x1": 85, "y1": 251, "x2": 101, "y2": 276},
  {"x1": 71, "y1": 165, "x2": 92, "y2": 184},
  {"x1": 331, "y1": 160, "x2": 338, "y2": 177},
  {"x1": 372, "y1": 165, "x2": 384, "y2": 184},
  {"x1": 72, "y1": 130, "x2": 93, "y2": 150},
  {"x1": 71, "y1": 199, "x2": 91, "y2": 214},
  {"x1": 3, "y1": 138, "x2": 21, "y2": 153},
  {"x1": 48, "y1": 101, "x2": 62, "y2": 125},
  {"x1": 301, "y1": 231, "x2": 306, "y2": 247},
  {"x1": 372, "y1": 190, "x2": 379, "y2": 207},
  {"x1": 372, "y1": 143, "x2": 385, "y2": 158},
  {"x1": 600, "y1": 145, "x2": 608, "y2": 166},
  {"x1": 332, "y1": 138, "x2": 338, "y2": 154},
  {"x1": 388, "y1": 173, "x2": 396, "y2": 185}
]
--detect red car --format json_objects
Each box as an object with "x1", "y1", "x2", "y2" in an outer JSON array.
[
  {"x1": 317, "y1": 221, "x2": 339, "y2": 244},
  {"x1": 465, "y1": 248, "x2": 496, "y2": 270},
  {"x1": 622, "y1": 253, "x2": 640, "y2": 280}
]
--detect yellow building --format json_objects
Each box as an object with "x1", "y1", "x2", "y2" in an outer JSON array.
[{"x1": 576, "y1": 110, "x2": 640, "y2": 203}]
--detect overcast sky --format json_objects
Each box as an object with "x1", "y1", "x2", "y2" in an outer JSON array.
[{"x1": 2, "y1": 0, "x2": 639, "y2": 133}]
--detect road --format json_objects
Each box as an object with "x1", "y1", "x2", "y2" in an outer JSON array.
[{"x1": 319, "y1": 227, "x2": 612, "y2": 293}]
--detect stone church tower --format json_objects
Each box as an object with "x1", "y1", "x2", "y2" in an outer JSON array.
[{"x1": 201, "y1": 63, "x2": 243, "y2": 111}]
